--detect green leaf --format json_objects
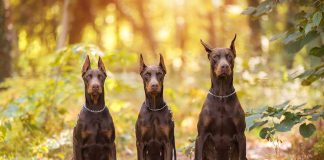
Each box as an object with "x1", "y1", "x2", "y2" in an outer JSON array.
[
  {"x1": 312, "y1": 12, "x2": 322, "y2": 26},
  {"x1": 275, "y1": 118, "x2": 295, "y2": 132},
  {"x1": 304, "y1": 23, "x2": 313, "y2": 34},
  {"x1": 310, "y1": 46, "x2": 324, "y2": 57},
  {"x1": 245, "y1": 113, "x2": 262, "y2": 130},
  {"x1": 275, "y1": 112, "x2": 299, "y2": 132},
  {"x1": 283, "y1": 32, "x2": 302, "y2": 44},
  {"x1": 249, "y1": 120, "x2": 268, "y2": 131},
  {"x1": 299, "y1": 123, "x2": 316, "y2": 138},
  {"x1": 242, "y1": 7, "x2": 256, "y2": 15},
  {"x1": 4, "y1": 122, "x2": 11, "y2": 130},
  {"x1": 311, "y1": 112, "x2": 324, "y2": 121},
  {"x1": 304, "y1": 105, "x2": 322, "y2": 113},
  {"x1": 4, "y1": 104, "x2": 19, "y2": 118},
  {"x1": 275, "y1": 100, "x2": 290, "y2": 108},
  {"x1": 259, "y1": 127, "x2": 272, "y2": 139},
  {"x1": 270, "y1": 32, "x2": 287, "y2": 41},
  {"x1": 284, "y1": 31, "x2": 319, "y2": 54}
]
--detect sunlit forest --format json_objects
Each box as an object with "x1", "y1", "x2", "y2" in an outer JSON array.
[{"x1": 0, "y1": 0, "x2": 323, "y2": 159}]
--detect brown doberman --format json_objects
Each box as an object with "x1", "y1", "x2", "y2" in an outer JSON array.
[
  {"x1": 195, "y1": 35, "x2": 247, "y2": 160},
  {"x1": 135, "y1": 54, "x2": 176, "y2": 160},
  {"x1": 73, "y1": 55, "x2": 116, "y2": 160}
]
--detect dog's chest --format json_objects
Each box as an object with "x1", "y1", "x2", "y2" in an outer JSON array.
[
  {"x1": 204, "y1": 102, "x2": 237, "y2": 136},
  {"x1": 139, "y1": 111, "x2": 171, "y2": 141},
  {"x1": 81, "y1": 116, "x2": 114, "y2": 144}
]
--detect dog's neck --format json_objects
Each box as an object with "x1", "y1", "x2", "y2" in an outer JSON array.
[
  {"x1": 85, "y1": 90, "x2": 105, "y2": 110},
  {"x1": 210, "y1": 70, "x2": 235, "y2": 96},
  {"x1": 144, "y1": 88, "x2": 165, "y2": 110}
]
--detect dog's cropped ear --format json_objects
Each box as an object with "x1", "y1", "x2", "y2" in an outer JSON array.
[
  {"x1": 139, "y1": 54, "x2": 147, "y2": 74},
  {"x1": 230, "y1": 34, "x2": 237, "y2": 57},
  {"x1": 200, "y1": 39, "x2": 213, "y2": 54},
  {"x1": 98, "y1": 56, "x2": 107, "y2": 76},
  {"x1": 82, "y1": 55, "x2": 91, "y2": 76},
  {"x1": 159, "y1": 54, "x2": 167, "y2": 74}
]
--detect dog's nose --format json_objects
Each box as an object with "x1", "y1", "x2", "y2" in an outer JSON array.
[
  {"x1": 92, "y1": 84, "x2": 99, "y2": 90},
  {"x1": 221, "y1": 64, "x2": 229, "y2": 69},
  {"x1": 151, "y1": 84, "x2": 158, "y2": 90}
]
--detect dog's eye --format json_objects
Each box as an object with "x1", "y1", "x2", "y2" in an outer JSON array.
[
  {"x1": 214, "y1": 54, "x2": 220, "y2": 59},
  {"x1": 87, "y1": 74, "x2": 92, "y2": 79},
  {"x1": 227, "y1": 54, "x2": 232, "y2": 59},
  {"x1": 144, "y1": 73, "x2": 151, "y2": 77}
]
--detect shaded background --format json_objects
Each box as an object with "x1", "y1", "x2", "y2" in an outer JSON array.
[{"x1": 0, "y1": 0, "x2": 323, "y2": 159}]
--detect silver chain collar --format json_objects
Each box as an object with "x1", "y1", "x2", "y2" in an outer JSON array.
[
  {"x1": 146, "y1": 103, "x2": 167, "y2": 112},
  {"x1": 208, "y1": 89, "x2": 236, "y2": 99},
  {"x1": 83, "y1": 105, "x2": 106, "y2": 113}
]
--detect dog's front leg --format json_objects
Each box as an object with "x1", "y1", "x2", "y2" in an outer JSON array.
[
  {"x1": 234, "y1": 116, "x2": 247, "y2": 160},
  {"x1": 73, "y1": 123, "x2": 83, "y2": 160},
  {"x1": 195, "y1": 122, "x2": 208, "y2": 160},
  {"x1": 195, "y1": 110, "x2": 211, "y2": 160},
  {"x1": 236, "y1": 134, "x2": 247, "y2": 160},
  {"x1": 107, "y1": 142, "x2": 117, "y2": 160},
  {"x1": 170, "y1": 121, "x2": 177, "y2": 160},
  {"x1": 163, "y1": 142, "x2": 172, "y2": 160},
  {"x1": 136, "y1": 141, "x2": 145, "y2": 160}
]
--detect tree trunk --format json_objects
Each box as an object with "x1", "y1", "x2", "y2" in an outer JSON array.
[
  {"x1": 248, "y1": 0, "x2": 262, "y2": 56},
  {"x1": 68, "y1": 0, "x2": 93, "y2": 44},
  {"x1": 56, "y1": 0, "x2": 70, "y2": 49},
  {"x1": 115, "y1": 0, "x2": 157, "y2": 54},
  {"x1": 283, "y1": 1, "x2": 297, "y2": 69},
  {"x1": 0, "y1": 0, "x2": 12, "y2": 82},
  {"x1": 137, "y1": 0, "x2": 157, "y2": 54}
]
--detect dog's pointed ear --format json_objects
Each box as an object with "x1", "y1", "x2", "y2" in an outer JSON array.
[
  {"x1": 98, "y1": 56, "x2": 106, "y2": 75},
  {"x1": 139, "y1": 54, "x2": 146, "y2": 73},
  {"x1": 230, "y1": 34, "x2": 237, "y2": 57},
  {"x1": 200, "y1": 39, "x2": 213, "y2": 54},
  {"x1": 159, "y1": 53, "x2": 167, "y2": 74},
  {"x1": 82, "y1": 55, "x2": 91, "y2": 76}
]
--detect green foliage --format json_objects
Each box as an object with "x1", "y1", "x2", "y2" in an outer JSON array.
[
  {"x1": 241, "y1": 0, "x2": 279, "y2": 16},
  {"x1": 246, "y1": 101, "x2": 324, "y2": 141},
  {"x1": 0, "y1": 44, "x2": 137, "y2": 159},
  {"x1": 181, "y1": 138, "x2": 195, "y2": 159},
  {"x1": 243, "y1": 0, "x2": 324, "y2": 85},
  {"x1": 293, "y1": 63, "x2": 324, "y2": 86}
]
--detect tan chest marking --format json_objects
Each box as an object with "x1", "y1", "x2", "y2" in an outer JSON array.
[
  {"x1": 203, "y1": 115, "x2": 211, "y2": 127},
  {"x1": 81, "y1": 130, "x2": 93, "y2": 139},
  {"x1": 140, "y1": 126, "x2": 149, "y2": 136},
  {"x1": 101, "y1": 129, "x2": 113, "y2": 139},
  {"x1": 160, "y1": 125, "x2": 170, "y2": 137}
]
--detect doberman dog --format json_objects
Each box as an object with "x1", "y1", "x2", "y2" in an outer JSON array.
[
  {"x1": 195, "y1": 35, "x2": 247, "y2": 160},
  {"x1": 73, "y1": 55, "x2": 116, "y2": 160},
  {"x1": 135, "y1": 54, "x2": 176, "y2": 160}
]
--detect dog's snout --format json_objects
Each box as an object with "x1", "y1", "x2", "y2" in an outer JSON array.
[
  {"x1": 151, "y1": 83, "x2": 158, "y2": 90},
  {"x1": 146, "y1": 77, "x2": 161, "y2": 94},
  {"x1": 92, "y1": 84, "x2": 99, "y2": 90},
  {"x1": 221, "y1": 64, "x2": 229, "y2": 69}
]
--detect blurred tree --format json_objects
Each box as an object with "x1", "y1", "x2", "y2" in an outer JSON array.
[
  {"x1": 0, "y1": 0, "x2": 12, "y2": 82},
  {"x1": 115, "y1": 0, "x2": 157, "y2": 54},
  {"x1": 207, "y1": 8, "x2": 217, "y2": 46},
  {"x1": 247, "y1": 0, "x2": 262, "y2": 56},
  {"x1": 68, "y1": 0, "x2": 112, "y2": 45},
  {"x1": 283, "y1": 0, "x2": 298, "y2": 69},
  {"x1": 56, "y1": 0, "x2": 70, "y2": 49}
]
